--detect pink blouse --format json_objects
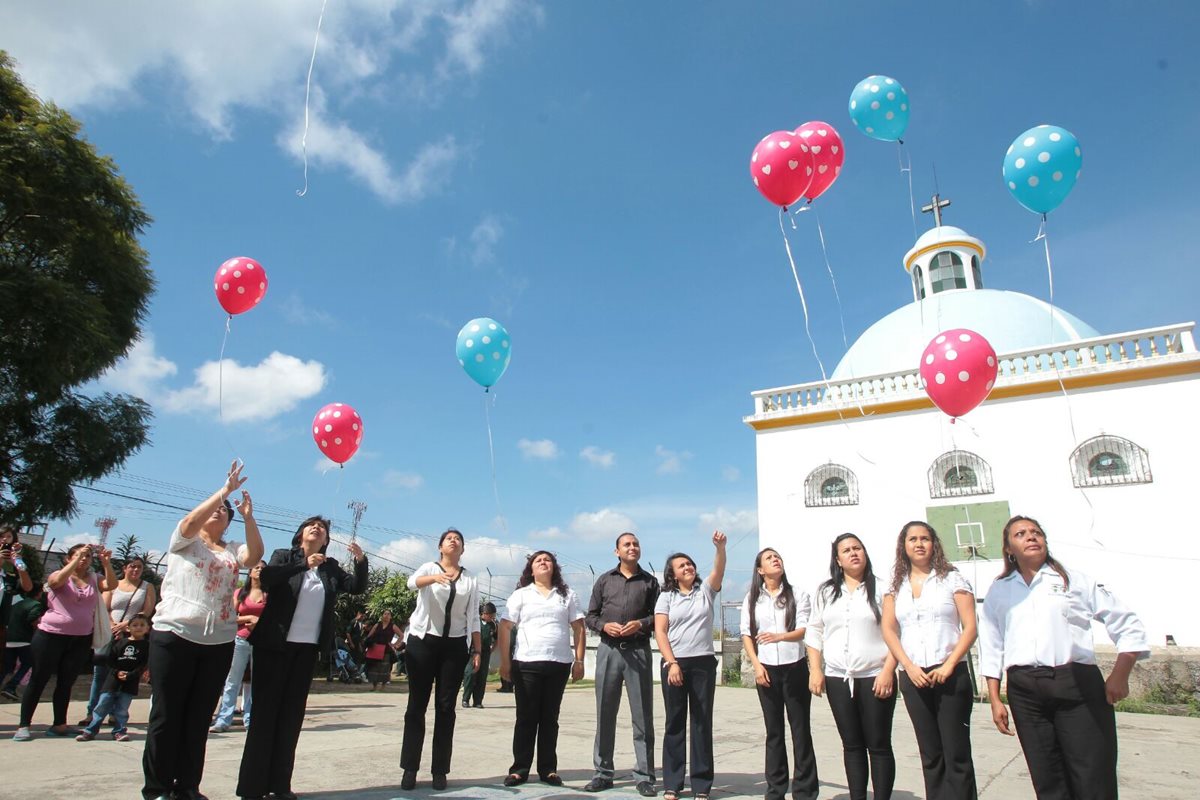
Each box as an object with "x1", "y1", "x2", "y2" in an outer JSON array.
[
  {"x1": 236, "y1": 594, "x2": 267, "y2": 639},
  {"x1": 38, "y1": 573, "x2": 99, "y2": 636}
]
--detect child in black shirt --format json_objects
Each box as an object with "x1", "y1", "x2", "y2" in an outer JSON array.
[{"x1": 77, "y1": 613, "x2": 150, "y2": 741}]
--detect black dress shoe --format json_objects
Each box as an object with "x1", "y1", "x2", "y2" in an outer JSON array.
[
  {"x1": 400, "y1": 770, "x2": 417, "y2": 791},
  {"x1": 431, "y1": 774, "x2": 448, "y2": 790},
  {"x1": 462, "y1": 699, "x2": 470, "y2": 708},
  {"x1": 583, "y1": 778, "x2": 614, "y2": 792},
  {"x1": 635, "y1": 781, "x2": 658, "y2": 797},
  {"x1": 472, "y1": 702, "x2": 483, "y2": 708},
  {"x1": 541, "y1": 774, "x2": 564, "y2": 787},
  {"x1": 503, "y1": 774, "x2": 527, "y2": 787}
]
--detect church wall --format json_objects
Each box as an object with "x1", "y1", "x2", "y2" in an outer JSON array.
[{"x1": 754, "y1": 371, "x2": 1200, "y2": 646}]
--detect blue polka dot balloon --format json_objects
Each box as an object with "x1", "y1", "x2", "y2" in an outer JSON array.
[
  {"x1": 848, "y1": 75, "x2": 910, "y2": 142},
  {"x1": 456, "y1": 317, "x2": 512, "y2": 389},
  {"x1": 1002, "y1": 125, "x2": 1082, "y2": 215}
]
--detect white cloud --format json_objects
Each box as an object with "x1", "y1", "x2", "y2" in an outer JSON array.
[
  {"x1": 99, "y1": 335, "x2": 178, "y2": 397},
  {"x1": 698, "y1": 507, "x2": 758, "y2": 539},
  {"x1": 580, "y1": 446, "x2": 616, "y2": 469},
  {"x1": 0, "y1": 1, "x2": 530, "y2": 201},
  {"x1": 722, "y1": 466, "x2": 741, "y2": 483},
  {"x1": 164, "y1": 352, "x2": 327, "y2": 422},
  {"x1": 517, "y1": 438, "x2": 560, "y2": 460},
  {"x1": 380, "y1": 469, "x2": 425, "y2": 491},
  {"x1": 469, "y1": 215, "x2": 503, "y2": 265},
  {"x1": 280, "y1": 292, "x2": 337, "y2": 328},
  {"x1": 565, "y1": 508, "x2": 637, "y2": 542},
  {"x1": 529, "y1": 526, "x2": 565, "y2": 540},
  {"x1": 314, "y1": 457, "x2": 341, "y2": 475},
  {"x1": 655, "y1": 444, "x2": 693, "y2": 475}
]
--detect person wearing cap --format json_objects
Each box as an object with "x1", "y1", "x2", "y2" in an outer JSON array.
[
  {"x1": 235, "y1": 515, "x2": 367, "y2": 800},
  {"x1": 462, "y1": 601, "x2": 497, "y2": 708}
]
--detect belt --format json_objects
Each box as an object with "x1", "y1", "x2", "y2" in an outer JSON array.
[{"x1": 601, "y1": 636, "x2": 649, "y2": 651}]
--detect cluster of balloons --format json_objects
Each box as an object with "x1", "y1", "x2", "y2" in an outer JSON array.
[
  {"x1": 920, "y1": 329, "x2": 999, "y2": 419},
  {"x1": 1002, "y1": 124, "x2": 1082, "y2": 215},
  {"x1": 749, "y1": 122, "x2": 846, "y2": 208}
]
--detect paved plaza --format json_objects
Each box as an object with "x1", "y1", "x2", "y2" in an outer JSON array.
[{"x1": 3, "y1": 682, "x2": 1197, "y2": 799}]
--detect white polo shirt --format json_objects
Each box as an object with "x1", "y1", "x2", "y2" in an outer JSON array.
[
  {"x1": 888, "y1": 570, "x2": 973, "y2": 670},
  {"x1": 502, "y1": 584, "x2": 583, "y2": 664},
  {"x1": 739, "y1": 586, "x2": 812, "y2": 666},
  {"x1": 980, "y1": 564, "x2": 1149, "y2": 679}
]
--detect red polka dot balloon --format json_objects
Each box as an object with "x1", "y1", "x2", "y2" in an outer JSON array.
[
  {"x1": 919, "y1": 329, "x2": 998, "y2": 419},
  {"x1": 312, "y1": 402, "x2": 363, "y2": 465},
  {"x1": 214, "y1": 256, "x2": 268, "y2": 316},
  {"x1": 749, "y1": 130, "x2": 814, "y2": 208},
  {"x1": 793, "y1": 121, "x2": 845, "y2": 202}
]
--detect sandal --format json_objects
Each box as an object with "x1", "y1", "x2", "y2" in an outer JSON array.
[
  {"x1": 664, "y1": 792, "x2": 679, "y2": 800},
  {"x1": 695, "y1": 795, "x2": 709, "y2": 800}
]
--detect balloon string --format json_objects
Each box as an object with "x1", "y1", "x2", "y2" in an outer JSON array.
[
  {"x1": 483, "y1": 391, "x2": 508, "y2": 535},
  {"x1": 897, "y1": 141, "x2": 917, "y2": 239},
  {"x1": 813, "y1": 207, "x2": 849, "y2": 353},
  {"x1": 777, "y1": 208, "x2": 876, "y2": 465},
  {"x1": 217, "y1": 315, "x2": 237, "y2": 458},
  {"x1": 296, "y1": 0, "x2": 329, "y2": 198},
  {"x1": 1035, "y1": 215, "x2": 1099, "y2": 545}
]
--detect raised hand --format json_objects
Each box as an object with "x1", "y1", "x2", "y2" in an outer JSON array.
[
  {"x1": 712, "y1": 530, "x2": 727, "y2": 549},
  {"x1": 224, "y1": 459, "x2": 248, "y2": 497},
  {"x1": 306, "y1": 553, "x2": 326, "y2": 569},
  {"x1": 236, "y1": 490, "x2": 254, "y2": 519},
  {"x1": 347, "y1": 542, "x2": 365, "y2": 562}
]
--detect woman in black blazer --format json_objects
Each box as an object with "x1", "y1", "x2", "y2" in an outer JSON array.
[{"x1": 235, "y1": 516, "x2": 367, "y2": 800}]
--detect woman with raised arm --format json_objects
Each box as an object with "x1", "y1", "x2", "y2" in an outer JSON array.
[
  {"x1": 0, "y1": 525, "x2": 35, "y2": 654},
  {"x1": 741, "y1": 548, "x2": 818, "y2": 800},
  {"x1": 807, "y1": 533, "x2": 898, "y2": 800},
  {"x1": 210, "y1": 560, "x2": 266, "y2": 733},
  {"x1": 399, "y1": 528, "x2": 482, "y2": 791},
  {"x1": 141, "y1": 460, "x2": 263, "y2": 800},
  {"x1": 13, "y1": 541, "x2": 117, "y2": 741},
  {"x1": 653, "y1": 531, "x2": 727, "y2": 800},
  {"x1": 497, "y1": 550, "x2": 586, "y2": 788},
  {"x1": 981, "y1": 515, "x2": 1149, "y2": 800},
  {"x1": 235, "y1": 516, "x2": 367, "y2": 800},
  {"x1": 882, "y1": 522, "x2": 978, "y2": 800}
]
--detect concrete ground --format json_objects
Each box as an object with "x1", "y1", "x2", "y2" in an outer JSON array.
[{"x1": 2, "y1": 681, "x2": 1197, "y2": 799}]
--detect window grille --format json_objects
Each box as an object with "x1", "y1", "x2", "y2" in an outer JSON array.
[
  {"x1": 928, "y1": 450, "x2": 994, "y2": 498},
  {"x1": 912, "y1": 264, "x2": 926, "y2": 300},
  {"x1": 805, "y1": 463, "x2": 859, "y2": 507},
  {"x1": 1071, "y1": 435, "x2": 1152, "y2": 487},
  {"x1": 971, "y1": 254, "x2": 983, "y2": 289},
  {"x1": 929, "y1": 251, "x2": 967, "y2": 294}
]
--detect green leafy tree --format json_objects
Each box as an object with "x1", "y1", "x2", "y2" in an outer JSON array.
[
  {"x1": 0, "y1": 51, "x2": 154, "y2": 527},
  {"x1": 366, "y1": 571, "x2": 418, "y2": 623}
]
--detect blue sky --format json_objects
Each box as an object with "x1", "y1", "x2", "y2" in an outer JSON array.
[{"x1": 4, "y1": 2, "x2": 1197, "y2": 594}]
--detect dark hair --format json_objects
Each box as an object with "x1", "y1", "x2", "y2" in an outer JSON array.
[
  {"x1": 614, "y1": 531, "x2": 638, "y2": 549},
  {"x1": 662, "y1": 552, "x2": 696, "y2": 593},
  {"x1": 236, "y1": 560, "x2": 267, "y2": 605},
  {"x1": 291, "y1": 516, "x2": 331, "y2": 554},
  {"x1": 819, "y1": 533, "x2": 881, "y2": 623},
  {"x1": 439, "y1": 528, "x2": 464, "y2": 548},
  {"x1": 66, "y1": 542, "x2": 92, "y2": 563},
  {"x1": 747, "y1": 548, "x2": 797, "y2": 638},
  {"x1": 223, "y1": 497, "x2": 235, "y2": 523},
  {"x1": 129, "y1": 613, "x2": 150, "y2": 625},
  {"x1": 123, "y1": 554, "x2": 145, "y2": 569},
  {"x1": 0, "y1": 526, "x2": 19, "y2": 544},
  {"x1": 889, "y1": 521, "x2": 956, "y2": 595},
  {"x1": 481, "y1": 602, "x2": 497, "y2": 615},
  {"x1": 517, "y1": 550, "x2": 569, "y2": 597},
  {"x1": 998, "y1": 515, "x2": 1070, "y2": 588}
]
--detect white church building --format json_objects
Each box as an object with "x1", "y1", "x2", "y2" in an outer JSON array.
[{"x1": 745, "y1": 201, "x2": 1200, "y2": 647}]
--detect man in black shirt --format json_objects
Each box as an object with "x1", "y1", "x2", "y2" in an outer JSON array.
[{"x1": 584, "y1": 532, "x2": 660, "y2": 796}]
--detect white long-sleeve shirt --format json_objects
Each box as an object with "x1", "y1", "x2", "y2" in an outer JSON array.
[
  {"x1": 888, "y1": 570, "x2": 974, "y2": 670},
  {"x1": 740, "y1": 586, "x2": 812, "y2": 666},
  {"x1": 406, "y1": 562, "x2": 481, "y2": 640},
  {"x1": 807, "y1": 581, "x2": 888, "y2": 681},
  {"x1": 979, "y1": 564, "x2": 1149, "y2": 679}
]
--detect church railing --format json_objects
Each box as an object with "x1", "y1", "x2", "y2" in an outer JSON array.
[{"x1": 749, "y1": 322, "x2": 1196, "y2": 419}]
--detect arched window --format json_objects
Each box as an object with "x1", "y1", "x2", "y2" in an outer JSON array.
[
  {"x1": 912, "y1": 264, "x2": 926, "y2": 300},
  {"x1": 929, "y1": 251, "x2": 967, "y2": 294},
  {"x1": 805, "y1": 463, "x2": 859, "y2": 507},
  {"x1": 928, "y1": 450, "x2": 994, "y2": 498},
  {"x1": 971, "y1": 254, "x2": 983, "y2": 289},
  {"x1": 1071, "y1": 435, "x2": 1152, "y2": 487}
]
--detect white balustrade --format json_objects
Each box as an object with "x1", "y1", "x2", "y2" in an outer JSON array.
[{"x1": 748, "y1": 322, "x2": 1197, "y2": 422}]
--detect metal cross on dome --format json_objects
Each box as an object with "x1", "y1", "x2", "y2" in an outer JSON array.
[{"x1": 921, "y1": 192, "x2": 951, "y2": 227}]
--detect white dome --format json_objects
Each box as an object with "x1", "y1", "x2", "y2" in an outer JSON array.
[
  {"x1": 904, "y1": 225, "x2": 985, "y2": 272},
  {"x1": 832, "y1": 289, "x2": 1100, "y2": 380}
]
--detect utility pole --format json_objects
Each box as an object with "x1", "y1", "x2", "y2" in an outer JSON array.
[
  {"x1": 95, "y1": 516, "x2": 118, "y2": 549},
  {"x1": 346, "y1": 500, "x2": 367, "y2": 545}
]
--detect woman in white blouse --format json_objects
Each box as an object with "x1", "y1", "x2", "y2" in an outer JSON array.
[
  {"x1": 981, "y1": 515, "x2": 1149, "y2": 800},
  {"x1": 740, "y1": 547, "x2": 818, "y2": 800},
  {"x1": 399, "y1": 528, "x2": 482, "y2": 792},
  {"x1": 654, "y1": 531, "x2": 726, "y2": 800},
  {"x1": 142, "y1": 460, "x2": 263, "y2": 800},
  {"x1": 881, "y1": 522, "x2": 978, "y2": 800},
  {"x1": 497, "y1": 551, "x2": 585, "y2": 788},
  {"x1": 807, "y1": 533, "x2": 897, "y2": 800}
]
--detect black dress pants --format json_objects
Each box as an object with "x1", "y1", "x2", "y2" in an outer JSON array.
[
  {"x1": 400, "y1": 633, "x2": 470, "y2": 775},
  {"x1": 660, "y1": 655, "x2": 717, "y2": 795},
  {"x1": 898, "y1": 661, "x2": 977, "y2": 800},
  {"x1": 141, "y1": 630, "x2": 234, "y2": 799},
  {"x1": 757, "y1": 659, "x2": 819, "y2": 800},
  {"x1": 462, "y1": 643, "x2": 493, "y2": 706},
  {"x1": 1007, "y1": 663, "x2": 1118, "y2": 800},
  {"x1": 236, "y1": 642, "x2": 319, "y2": 797},
  {"x1": 825, "y1": 675, "x2": 897, "y2": 800},
  {"x1": 509, "y1": 659, "x2": 571, "y2": 778},
  {"x1": 19, "y1": 630, "x2": 92, "y2": 726}
]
